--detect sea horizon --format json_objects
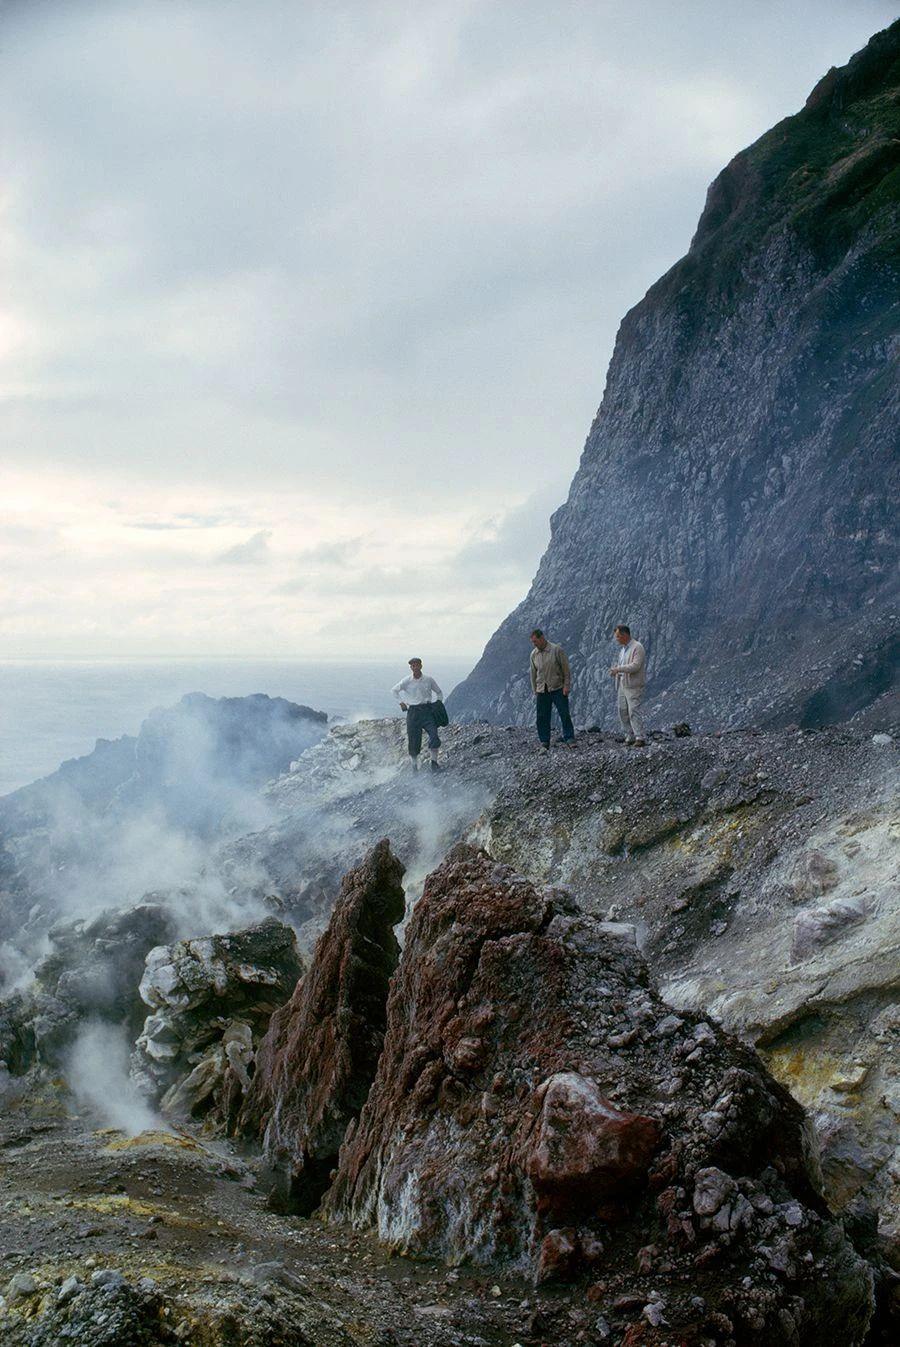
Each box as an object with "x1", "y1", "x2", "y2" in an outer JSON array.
[{"x1": 0, "y1": 655, "x2": 476, "y2": 797}]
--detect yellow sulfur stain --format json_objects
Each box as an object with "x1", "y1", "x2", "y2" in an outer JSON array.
[
  {"x1": 763, "y1": 1044, "x2": 865, "y2": 1112},
  {"x1": 667, "y1": 804, "x2": 765, "y2": 861},
  {"x1": 67, "y1": 1193, "x2": 208, "y2": 1231},
  {"x1": 99, "y1": 1129, "x2": 205, "y2": 1154}
]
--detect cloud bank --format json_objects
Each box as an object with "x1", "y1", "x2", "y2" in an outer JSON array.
[{"x1": 0, "y1": 0, "x2": 893, "y2": 657}]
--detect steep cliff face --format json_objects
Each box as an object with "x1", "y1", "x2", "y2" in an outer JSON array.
[{"x1": 449, "y1": 22, "x2": 900, "y2": 731}]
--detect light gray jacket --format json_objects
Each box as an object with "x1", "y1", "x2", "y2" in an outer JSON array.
[{"x1": 614, "y1": 639, "x2": 646, "y2": 690}]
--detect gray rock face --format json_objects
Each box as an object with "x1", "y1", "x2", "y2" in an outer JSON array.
[{"x1": 449, "y1": 23, "x2": 900, "y2": 733}]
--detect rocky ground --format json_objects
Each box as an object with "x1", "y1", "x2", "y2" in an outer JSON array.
[
  {"x1": 223, "y1": 717, "x2": 899, "y2": 1249},
  {"x1": 0, "y1": 1085, "x2": 541, "y2": 1346},
  {"x1": 0, "y1": 712, "x2": 897, "y2": 1346}
]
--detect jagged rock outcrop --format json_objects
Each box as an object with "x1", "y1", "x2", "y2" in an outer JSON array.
[
  {"x1": 449, "y1": 21, "x2": 900, "y2": 732},
  {"x1": 131, "y1": 920, "x2": 303, "y2": 1124},
  {"x1": 237, "y1": 839, "x2": 405, "y2": 1213},
  {"x1": 323, "y1": 848, "x2": 874, "y2": 1344}
]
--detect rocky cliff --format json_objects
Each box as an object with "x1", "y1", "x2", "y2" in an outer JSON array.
[{"x1": 448, "y1": 21, "x2": 900, "y2": 732}]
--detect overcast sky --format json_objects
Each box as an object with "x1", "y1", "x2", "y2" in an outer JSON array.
[{"x1": 1, "y1": 0, "x2": 894, "y2": 660}]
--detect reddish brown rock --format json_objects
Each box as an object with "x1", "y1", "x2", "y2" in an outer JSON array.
[
  {"x1": 320, "y1": 847, "x2": 874, "y2": 1343},
  {"x1": 526, "y1": 1072, "x2": 661, "y2": 1221},
  {"x1": 237, "y1": 838, "x2": 405, "y2": 1212},
  {"x1": 535, "y1": 1227, "x2": 580, "y2": 1284}
]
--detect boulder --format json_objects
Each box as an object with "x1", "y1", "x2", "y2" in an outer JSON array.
[
  {"x1": 132, "y1": 919, "x2": 302, "y2": 1125},
  {"x1": 237, "y1": 839, "x2": 405, "y2": 1212},
  {"x1": 791, "y1": 893, "x2": 868, "y2": 962},
  {"x1": 323, "y1": 847, "x2": 874, "y2": 1344}
]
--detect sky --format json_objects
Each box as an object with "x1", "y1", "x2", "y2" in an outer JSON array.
[{"x1": 1, "y1": 0, "x2": 895, "y2": 661}]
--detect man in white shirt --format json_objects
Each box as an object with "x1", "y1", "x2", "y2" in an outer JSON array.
[
  {"x1": 392, "y1": 658, "x2": 444, "y2": 773},
  {"x1": 609, "y1": 623, "x2": 647, "y2": 747}
]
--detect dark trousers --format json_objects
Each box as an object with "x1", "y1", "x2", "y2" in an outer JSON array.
[
  {"x1": 406, "y1": 703, "x2": 441, "y2": 758},
  {"x1": 535, "y1": 689, "x2": 574, "y2": 745}
]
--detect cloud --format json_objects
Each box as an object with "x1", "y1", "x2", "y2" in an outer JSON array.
[
  {"x1": 453, "y1": 484, "x2": 566, "y2": 580},
  {"x1": 0, "y1": 2, "x2": 894, "y2": 657},
  {"x1": 215, "y1": 529, "x2": 273, "y2": 566},
  {"x1": 128, "y1": 513, "x2": 236, "y2": 531}
]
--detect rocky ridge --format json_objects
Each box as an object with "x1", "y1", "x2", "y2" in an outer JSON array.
[
  {"x1": 0, "y1": 691, "x2": 328, "y2": 956},
  {"x1": 203, "y1": 716, "x2": 900, "y2": 1251}
]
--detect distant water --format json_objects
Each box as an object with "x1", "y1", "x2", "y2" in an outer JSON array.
[{"x1": 0, "y1": 658, "x2": 474, "y2": 797}]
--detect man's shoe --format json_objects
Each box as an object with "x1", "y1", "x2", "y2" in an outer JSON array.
[
  {"x1": 430, "y1": 760, "x2": 442, "y2": 773},
  {"x1": 410, "y1": 759, "x2": 419, "y2": 771},
  {"x1": 564, "y1": 740, "x2": 577, "y2": 750},
  {"x1": 538, "y1": 744, "x2": 550, "y2": 753},
  {"x1": 623, "y1": 738, "x2": 636, "y2": 746},
  {"x1": 631, "y1": 739, "x2": 647, "y2": 748}
]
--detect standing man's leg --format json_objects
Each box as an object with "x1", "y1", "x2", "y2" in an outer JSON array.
[
  {"x1": 618, "y1": 689, "x2": 634, "y2": 742},
  {"x1": 425, "y1": 712, "x2": 442, "y2": 771},
  {"x1": 535, "y1": 691, "x2": 551, "y2": 749},
  {"x1": 550, "y1": 688, "x2": 575, "y2": 743},
  {"x1": 626, "y1": 689, "x2": 646, "y2": 745},
  {"x1": 407, "y1": 706, "x2": 424, "y2": 768}
]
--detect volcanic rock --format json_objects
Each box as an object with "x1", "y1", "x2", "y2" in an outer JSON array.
[
  {"x1": 238, "y1": 839, "x2": 405, "y2": 1213},
  {"x1": 132, "y1": 919, "x2": 302, "y2": 1123},
  {"x1": 323, "y1": 847, "x2": 874, "y2": 1343}
]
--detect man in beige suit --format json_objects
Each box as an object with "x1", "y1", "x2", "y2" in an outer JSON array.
[{"x1": 609, "y1": 623, "x2": 647, "y2": 747}]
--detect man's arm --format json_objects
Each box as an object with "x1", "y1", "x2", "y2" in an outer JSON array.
[
  {"x1": 610, "y1": 644, "x2": 645, "y2": 676},
  {"x1": 391, "y1": 678, "x2": 408, "y2": 702},
  {"x1": 430, "y1": 677, "x2": 444, "y2": 701},
  {"x1": 530, "y1": 651, "x2": 538, "y2": 694},
  {"x1": 559, "y1": 648, "x2": 571, "y2": 693}
]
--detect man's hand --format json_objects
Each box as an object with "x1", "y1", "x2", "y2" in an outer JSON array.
[
  {"x1": 400, "y1": 702, "x2": 408, "y2": 711},
  {"x1": 609, "y1": 667, "x2": 619, "y2": 677},
  {"x1": 562, "y1": 685, "x2": 570, "y2": 697}
]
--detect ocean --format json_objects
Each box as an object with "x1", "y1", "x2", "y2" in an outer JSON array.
[{"x1": 0, "y1": 658, "x2": 475, "y2": 797}]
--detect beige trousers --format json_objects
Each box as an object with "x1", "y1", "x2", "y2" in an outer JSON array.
[{"x1": 617, "y1": 686, "x2": 645, "y2": 741}]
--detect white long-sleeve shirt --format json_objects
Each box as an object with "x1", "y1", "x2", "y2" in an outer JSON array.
[{"x1": 392, "y1": 673, "x2": 443, "y2": 705}]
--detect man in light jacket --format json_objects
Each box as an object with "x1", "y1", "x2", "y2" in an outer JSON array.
[
  {"x1": 529, "y1": 629, "x2": 575, "y2": 752},
  {"x1": 392, "y1": 658, "x2": 444, "y2": 772},
  {"x1": 609, "y1": 623, "x2": 647, "y2": 747}
]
